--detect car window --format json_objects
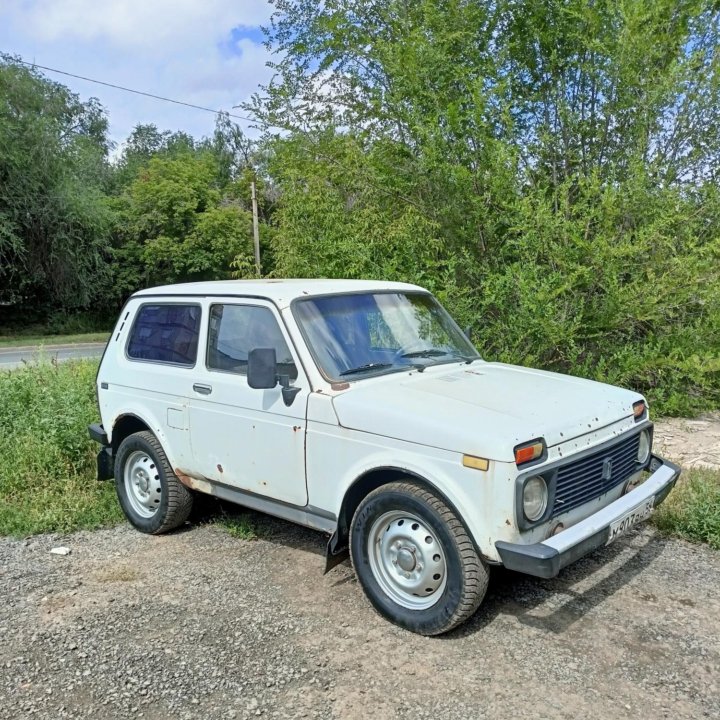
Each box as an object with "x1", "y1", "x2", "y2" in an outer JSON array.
[
  {"x1": 126, "y1": 304, "x2": 201, "y2": 366},
  {"x1": 207, "y1": 304, "x2": 298, "y2": 380}
]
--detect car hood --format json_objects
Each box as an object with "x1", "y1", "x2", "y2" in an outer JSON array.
[{"x1": 331, "y1": 362, "x2": 643, "y2": 462}]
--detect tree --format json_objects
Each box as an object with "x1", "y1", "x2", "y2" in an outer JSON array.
[
  {"x1": 0, "y1": 55, "x2": 113, "y2": 320},
  {"x1": 246, "y1": 0, "x2": 720, "y2": 414},
  {"x1": 111, "y1": 150, "x2": 254, "y2": 295},
  {"x1": 109, "y1": 124, "x2": 197, "y2": 193}
]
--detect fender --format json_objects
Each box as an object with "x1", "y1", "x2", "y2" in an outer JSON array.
[
  {"x1": 108, "y1": 409, "x2": 178, "y2": 465},
  {"x1": 324, "y1": 464, "x2": 487, "y2": 574}
]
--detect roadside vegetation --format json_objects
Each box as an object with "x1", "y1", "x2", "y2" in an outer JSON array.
[
  {"x1": 653, "y1": 468, "x2": 720, "y2": 550},
  {"x1": 0, "y1": 360, "x2": 121, "y2": 536},
  {"x1": 0, "y1": 332, "x2": 109, "y2": 348},
  {"x1": 215, "y1": 512, "x2": 266, "y2": 541},
  {"x1": 0, "y1": 359, "x2": 270, "y2": 540}
]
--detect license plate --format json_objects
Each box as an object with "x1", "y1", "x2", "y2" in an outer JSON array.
[{"x1": 606, "y1": 498, "x2": 655, "y2": 545}]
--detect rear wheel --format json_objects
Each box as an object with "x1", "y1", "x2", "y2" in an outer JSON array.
[
  {"x1": 350, "y1": 480, "x2": 488, "y2": 635},
  {"x1": 115, "y1": 431, "x2": 193, "y2": 534}
]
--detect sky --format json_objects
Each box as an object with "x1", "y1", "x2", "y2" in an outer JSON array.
[{"x1": 0, "y1": 0, "x2": 276, "y2": 151}]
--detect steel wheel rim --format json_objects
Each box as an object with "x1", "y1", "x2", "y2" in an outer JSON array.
[
  {"x1": 123, "y1": 450, "x2": 162, "y2": 518},
  {"x1": 367, "y1": 510, "x2": 447, "y2": 610}
]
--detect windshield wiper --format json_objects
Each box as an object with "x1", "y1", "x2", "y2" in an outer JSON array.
[
  {"x1": 401, "y1": 348, "x2": 480, "y2": 365},
  {"x1": 399, "y1": 349, "x2": 450, "y2": 358},
  {"x1": 456, "y1": 354, "x2": 479, "y2": 364},
  {"x1": 339, "y1": 362, "x2": 394, "y2": 376}
]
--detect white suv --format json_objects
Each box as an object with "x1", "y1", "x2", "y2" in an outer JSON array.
[{"x1": 89, "y1": 279, "x2": 679, "y2": 635}]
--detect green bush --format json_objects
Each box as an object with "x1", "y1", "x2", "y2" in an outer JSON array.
[
  {"x1": 268, "y1": 134, "x2": 720, "y2": 417},
  {"x1": 653, "y1": 468, "x2": 720, "y2": 550},
  {"x1": 254, "y1": 0, "x2": 720, "y2": 418},
  {"x1": 0, "y1": 359, "x2": 121, "y2": 536}
]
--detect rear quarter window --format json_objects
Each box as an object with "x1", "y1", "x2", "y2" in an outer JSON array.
[{"x1": 126, "y1": 303, "x2": 201, "y2": 366}]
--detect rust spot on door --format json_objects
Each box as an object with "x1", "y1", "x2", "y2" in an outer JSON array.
[
  {"x1": 293, "y1": 425, "x2": 302, "y2": 432},
  {"x1": 217, "y1": 463, "x2": 224, "y2": 473}
]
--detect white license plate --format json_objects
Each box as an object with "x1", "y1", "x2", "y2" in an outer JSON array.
[{"x1": 606, "y1": 498, "x2": 655, "y2": 545}]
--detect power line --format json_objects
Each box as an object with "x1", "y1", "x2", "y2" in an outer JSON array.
[{"x1": 13, "y1": 58, "x2": 259, "y2": 125}]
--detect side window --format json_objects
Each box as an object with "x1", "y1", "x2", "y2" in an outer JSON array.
[
  {"x1": 207, "y1": 304, "x2": 298, "y2": 380},
  {"x1": 127, "y1": 304, "x2": 201, "y2": 366}
]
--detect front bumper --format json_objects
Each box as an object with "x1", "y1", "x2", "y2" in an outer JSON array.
[{"x1": 495, "y1": 455, "x2": 680, "y2": 579}]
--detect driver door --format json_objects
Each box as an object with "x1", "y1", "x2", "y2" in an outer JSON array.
[{"x1": 187, "y1": 299, "x2": 309, "y2": 506}]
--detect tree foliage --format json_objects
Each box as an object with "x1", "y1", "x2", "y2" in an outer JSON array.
[
  {"x1": 2, "y1": 4, "x2": 719, "y2": 415},
  {"x1": 247, "y1": 0, "x2": 720, "y2": 414},
  {"x1": 0, "y1": 55, "x2": 112, "y2": 320},
  {"x1": 106, "y1": 121, "x2": 261, "y2": 302}
]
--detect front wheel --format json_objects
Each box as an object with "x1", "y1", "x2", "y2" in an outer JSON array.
[
  {"x1": 114, "y1": 431, "x2": 193, "y2": 534},
  {"x1": 350, "y1": 480, "x2": 488, "y2": 635}
]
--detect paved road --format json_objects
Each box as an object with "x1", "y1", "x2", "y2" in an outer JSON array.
[{"x1": 0, "y1": 342, "x2": 106, "y2": 370}]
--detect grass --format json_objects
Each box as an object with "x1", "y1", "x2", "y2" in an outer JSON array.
[
  {"x1": 215, "y1": 513, "x2": 266, "y2": 541},
  {"x1": 652, "y1": 467, "x2": 720, "y2": 550},
  {"x1": 0, "y1": 332, "x2": 109, "y2": 348},
  {"x1": 0, "y1": 359, "x2": 122, "y2": 536}
]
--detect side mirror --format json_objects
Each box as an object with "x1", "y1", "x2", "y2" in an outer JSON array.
[
  {"x1": 247, "y1": 348, "x2": 277, "y2": 389},
  {"x1": 247, "y1": 348, "x2": 301, "y2": 407}
]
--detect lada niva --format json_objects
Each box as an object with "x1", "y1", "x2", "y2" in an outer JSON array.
[{"x1": 89, "y1": 279, "x2": 679, "y2": 634}]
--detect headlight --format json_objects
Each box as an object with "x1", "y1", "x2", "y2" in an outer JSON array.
[
  {"x1": 523, "y1": 475, "x2": 548, "y2": 522},
  {"x1": 637, "y1": 430, "x2": 651, "y2": 465}
]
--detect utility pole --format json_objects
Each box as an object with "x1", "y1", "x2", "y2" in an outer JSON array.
[{"x1": 251, "y1": 179, "x2": 261, "y2": 276}]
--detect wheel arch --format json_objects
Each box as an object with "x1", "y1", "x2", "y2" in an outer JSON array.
[
  {"x1": 111, "y1": 413, "x2": 152, "y2": 453},
  {"x1": 325, "y1": 465, "x2": 476, "y2": 572}
]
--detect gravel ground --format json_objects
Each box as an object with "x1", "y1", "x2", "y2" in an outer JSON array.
[{"x1": 1, "y1": 508, "x2": 719, "y2": 720}]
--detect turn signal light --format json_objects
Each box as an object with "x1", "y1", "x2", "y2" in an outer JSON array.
[
  {"x1": 633, "y1": 400, "x2": 646, "y2": 420},
  {"x1": 462, "y1": 454, "x2": 489, "y2": 471},
  {"x1": 514, "y1": 440, "x2": 545, "y2": 465}
]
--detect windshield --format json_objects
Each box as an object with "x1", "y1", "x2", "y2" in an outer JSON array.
[{"x1": 293, "y1": 291, "x2": 480, "y2": 381}]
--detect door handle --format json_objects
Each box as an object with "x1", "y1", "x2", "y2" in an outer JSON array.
[{"x1": 193, "y1": 383, "x2": 212, "y2": 395}]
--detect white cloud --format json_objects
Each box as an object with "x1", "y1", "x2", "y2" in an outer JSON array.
[
  {"x1": 0, "y1": 0, "x2": 276, "y2": 147},
  {"x1": 10, "y1": 0, "x2": 270, "y2": 50}
]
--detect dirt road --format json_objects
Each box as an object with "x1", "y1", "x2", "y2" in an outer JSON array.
[
  {"x1": 1, "y1": 416, "x2": 718, "y2": 720},
  {"x1": 654, "y1": 413, "x2": 720, "y2": 471}
]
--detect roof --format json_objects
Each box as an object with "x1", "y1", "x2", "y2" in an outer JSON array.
[{"x1": 133, "y1": 278, "x2": 427, "y2": 308}]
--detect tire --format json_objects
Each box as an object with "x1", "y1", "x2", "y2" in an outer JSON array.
[
  {"x1": 114, "y1": 431, "x2": 194, "y2": 534},
  {"x1": 350, "y1": 480, "x2": 488, "y2": 635}
]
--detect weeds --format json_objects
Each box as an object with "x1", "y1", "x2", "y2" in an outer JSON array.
[
  {"x1": 0, "y1": 359, "x2": 121, "y2": 536},
  {"x1": 1, "y1": 360, "x2": 717, "y2": 557},
  {"x1": 216, "y1": 513, "x2": 265, "y2": 541},
  {"x1": 653, "y1": 467, "x2": 720, "y2": 550}
]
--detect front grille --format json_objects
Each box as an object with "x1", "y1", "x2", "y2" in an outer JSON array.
[{"x1": 551, "y1": 433, "x2": 641, "y2": 518}]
